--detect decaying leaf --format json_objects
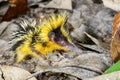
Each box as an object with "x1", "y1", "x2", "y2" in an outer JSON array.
[
  {"x1": 1, "y1": 0, "x2": 28, "y2": 22},
  {"x1": 110, "y1": 12, "x2": 120, "y2": 62},
  {"x1": 24, "y1": 52, "x2": 112, "y2": 80}
]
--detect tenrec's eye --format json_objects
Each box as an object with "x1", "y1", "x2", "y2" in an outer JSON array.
[
  {"x1": 48, "y1": 31, "x2": 55, "y2": 42},
  {"x1": 48, "y1": 32, "x2": 55, "y2": 37}
]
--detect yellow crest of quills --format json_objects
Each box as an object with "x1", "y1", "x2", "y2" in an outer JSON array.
[{"x1": 10, "y1": 13, "x2": 82, "y2": 62}]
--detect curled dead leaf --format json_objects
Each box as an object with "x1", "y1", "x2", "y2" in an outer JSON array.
[{"x1": 110, "y1": 12, "x2": 120, "y2": 62}]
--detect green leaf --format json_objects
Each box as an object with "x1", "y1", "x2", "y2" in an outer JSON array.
[{"x1": 104, "y1": 60, "x2": 120, "y2": 74}]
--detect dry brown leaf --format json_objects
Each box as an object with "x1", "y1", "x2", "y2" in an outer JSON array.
[
  {"x1": 110, "y1": 12, "x2": 120, "y2": 62},
  {"x1": 1, "y1": 0, "x2": 28, "y2": 22}
]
